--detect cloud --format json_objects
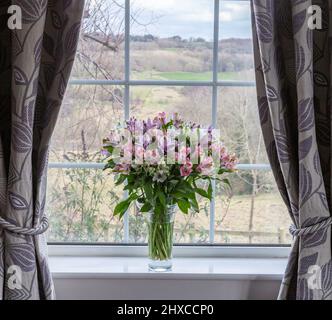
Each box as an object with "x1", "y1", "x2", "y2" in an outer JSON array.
[
  {"x1": 131, "y1": 0, "x2": 251, "y2": 39},
  {"x1": 220, "y1": 2, "x2": 251, "y2": 22}
]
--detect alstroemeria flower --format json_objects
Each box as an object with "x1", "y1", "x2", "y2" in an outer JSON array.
[
  {"x1": 153, "y1": 170, "x2": 167, "y2": 183},
  {"x1": 180, "y1": 161, "x2": 193, "y2": 177},
  {"x1": 101, "y1": 149, "x2": 110, "y2": 157},
  {"x1": 122, "y1": 143, "x2": 133, "y2": 164},
  {"x1": 145, "y1": 149, "x2": 162, "y2": 165},
  {"x1": 107, "y1": 130, "x2": 121, "y2": 146},
  {"x1": 178, "y1": 146, "x2": 191, "y2": 164},
  {"x1": 197, "y1": 156, "x2": 215, "y2": 176},
  {"x1": 134, "y1": 145, "x2": 145, "y2": 164},
  {"x1": 114, "y1": 163, "x2": 130, "y2": 174}
]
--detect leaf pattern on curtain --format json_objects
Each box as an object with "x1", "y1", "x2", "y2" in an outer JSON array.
[
  {"x1": 251, "y1": 0, "x2": 332, "y2": 300},
  {"x1": 0, "y1": 0, "x2": 85, "y2": 300}
]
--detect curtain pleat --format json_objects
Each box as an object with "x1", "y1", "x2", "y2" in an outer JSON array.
[
  {"x1": 251, "y1": 0, "x2": 332, "y2": 300},
  {"x1": 0, "y1": 0, "x2": 85, "y2": 300}
]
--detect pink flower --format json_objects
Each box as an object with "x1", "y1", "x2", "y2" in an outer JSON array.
[
  {"x1": 158, "y1": 112, "x2": 166, "y2": 119},
  {"x1": 122, "y1": 144, "x2": 133, "y2": 163},
  {"x1": 221, "y1": 153, "x2": 230, "y2": 162},
  {"x1": 197, "y1": 156, "x2": 215, "y2": 176},
  {"x1": 211, "y1": 143, "x2": 221, "y2": 157},
  {"x1": 134, "y1": 146, "x2": 145, "y2": 164},
  {"x1": 145, "y1": 149, "x2": 162, "y2": 165},
  {"x1": 223, "y1": 154, "x2": 238, "y2": 171},
  {"x1": 193, "y1": 145, "x2": 202, "y2": 158},
  {"x1": 153, "y1": 112, "x2": 167, "y2": 128},
  {"x1": 114, "y1": 164, "x2": 130, "y2": 174},
  {"x1": 180, "y1": 161, "x2": 193, "y2": 177},
  {"x1": 107, "y1": 130, "x2": 121, "y2": 146},
  {"x1": 178, "y1": 146, "x2": 191, "y2": 164}
]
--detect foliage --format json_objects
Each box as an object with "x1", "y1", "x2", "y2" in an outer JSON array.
[
  {"x1": 102, "y1": 113, "x2": 238, "y2": 219},
  {"x1": 48, "y1": 131, "x2": 123, "y2": 242}
]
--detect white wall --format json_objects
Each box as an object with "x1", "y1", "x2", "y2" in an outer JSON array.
[{"x1": 53, "y1": 278, "x2": 281, "y2": 300}]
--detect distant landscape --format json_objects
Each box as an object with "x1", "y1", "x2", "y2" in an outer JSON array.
[{"x1": 47, "y1": 1, "x2": 291, "y2": 245}]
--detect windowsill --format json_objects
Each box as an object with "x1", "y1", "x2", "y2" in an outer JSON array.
[{"x1": 49, "y1": 256, "x2": 287, "y2": 281}]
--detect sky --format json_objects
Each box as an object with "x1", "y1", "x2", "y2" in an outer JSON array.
[{"x1": 131, "y1": 0, "x2": 252, "y2": 40}]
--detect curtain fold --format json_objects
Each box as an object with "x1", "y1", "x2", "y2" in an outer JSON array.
[
  {"x1": 0, "y1": 0, "x2": 84, "y2": 300},
  {"x1": 251, "y1": 0, "x2": 332, "y2": 299}
]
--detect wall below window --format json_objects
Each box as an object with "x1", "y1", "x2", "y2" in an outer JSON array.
[
  {"x1": 54, "y1": 278, "x2": 281, "y2": 300},
  {"x1": 50, "y1": 256, "x2": 286, "y2": 300}
]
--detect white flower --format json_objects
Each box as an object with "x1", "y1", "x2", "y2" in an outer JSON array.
[{"x1": 153, "y1": 170, "x2": 167, "y2": 183}]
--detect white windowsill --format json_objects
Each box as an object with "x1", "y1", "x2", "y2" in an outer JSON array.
[{"x1": 49, "y1": 256, "x2": 287, "y2": 281}]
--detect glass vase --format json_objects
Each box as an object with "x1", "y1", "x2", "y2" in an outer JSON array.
[{"x1": 148, "y1": 205, "x2": 176, "y2": 272}]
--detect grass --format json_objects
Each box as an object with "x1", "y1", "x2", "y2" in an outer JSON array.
[
  {"x1": 155, "y1": 71, "x2": 241, "y2": 81},
  {"x1": 132, "y1": 71, "x2": 243, "y2": 81}
]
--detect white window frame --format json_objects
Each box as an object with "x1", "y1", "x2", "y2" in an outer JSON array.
[{"x1": 48, "y1": 0, "x2": 291, "y2": 257}]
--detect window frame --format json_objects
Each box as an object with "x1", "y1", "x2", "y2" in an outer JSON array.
[{"x1": 48, "y1": 0, "x2": 290, "y2": 253}]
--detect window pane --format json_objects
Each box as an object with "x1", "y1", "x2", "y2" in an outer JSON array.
[
  {"x1": 130, "y1": 86, "x2": 212, "y2": 125},
  {"x1": 215, "y1": 172, "x2": 291, "y2": 244},
  {"x1": 71, "y1": 0, "x2": 125, "y2": 80},
  {"x1": 216, "y1": 87, "x2": 291, "y2": 244},
  {"x1": 47, "y1": 168, "x2": 124, "y2": 242},
  {"x1": 50, "y1": 85, "x2": 124, "y2": 159},
  {"x1": 48, "y1": 84, "x2": 125, "y2": 242},
  {"x1": 131, "y1": 0, "x2": 214, "y2": 80},
  {"x1": 219, "y1": 1, "x2": 255, "y2": 81}
]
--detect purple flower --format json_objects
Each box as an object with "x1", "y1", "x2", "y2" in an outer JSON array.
[
  {"x1": 101, "y1": 149, "x2": 110, "y2": 157},
  {"x1": 144, "y1": 119, "x2": 156, "y2": 133}
]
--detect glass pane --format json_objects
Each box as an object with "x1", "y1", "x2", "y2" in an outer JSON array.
[
  {"x1": 218, "y1": 87, "x2": 266, "y2": 162},
  {"x1": 50, "y1": 85, "x2": 124, "y2": 160},
  {"x1": 48, "y1": 84, "x2": 125, "y2": 243},
  {"x1": 130, "y1": 86, "x2": 212, "y2": 125},
  {"x1": 219, "y1": 1, "x2": 255, "y2": 81},
  {"x1": 216, "y1": 87, "x2": 291, "y2": 244},
  {"x1": 47, "y1": 168, "x2": 124, "y2": 242},
  {"x1": 215, "y1": 172, "x2": 291, "y2": 244},
  {"x1": 71, "y1": 0, "x2": 125, "y2": 80},
  {"x1": 131, "y1": 0, "x2": 214, "y2": 80}
]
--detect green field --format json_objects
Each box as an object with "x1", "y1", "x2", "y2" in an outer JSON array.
[
  {"x1": 132, "y1": 71, "x2": 246, "y2": 81},
  {"x1": 155, "y1": 71, "x2": 241, "y2": 81}
]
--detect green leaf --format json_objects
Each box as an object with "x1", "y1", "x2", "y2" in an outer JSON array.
[
  {"x1": 140, "y1": 202, "x2": 153, "y2": 213},
  {"x1": 154, "y1": 202, "x2": 163, "y2": 215},
  {"x1": 177, "y1": 199, "x2": 190, "y2": 214},
  {"x1": 179, "y1": 180, "x2": 195, "y2": 193},
  {"x1": 171, "y1": 191, "x2": 191, "y2": 200},
  {"x1": 189, "y1": 196, "x2": 199, "y2": 213},
  {"x1": 115, "y1": 174, "x2": 127, "y2": 186},
  {"x1": 222, "y1": 178, "x2": 231, "y2": 187},
  {"x1": 143, "y1": 183, "x2": 154, "y2": 202},
  {"x1": 103, "y1": 160, "x2": 115, "y2": 171},
  {"x1": 194, "y1": 187, "x2": 209, "y2": 198},
  {"x1": 157, "y1": 191, "x2": 167, "y2": 207},
  {"x1": 114, "y1": 199, "x2": 131, "y2": 217},
  {"x1": 208, "y1": 182, "x2": 213, "y2": 200},
  {"x1": 123, "y1": 184, "x2": 132, "y2": 191}
]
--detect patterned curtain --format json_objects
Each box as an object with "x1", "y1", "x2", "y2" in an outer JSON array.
[
  {"x1": 0, "y1": 0, "x2": 84, "y2": 300},
  {"x1": 251, "y1": 0, "x2": 332, "y2": 299}
]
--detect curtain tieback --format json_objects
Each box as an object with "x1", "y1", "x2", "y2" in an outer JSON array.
[
  {"x1": 0, "y1": 216, "x2": 49, "y2": 235},
  {"x1": 290, "y1": 217, "x2": 332, "y2": 237}
]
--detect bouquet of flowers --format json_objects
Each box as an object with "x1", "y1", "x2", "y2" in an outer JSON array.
[{"x1": 102, "y1": 112, "x2": 238, "y2": 269}]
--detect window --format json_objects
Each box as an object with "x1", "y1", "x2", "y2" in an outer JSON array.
[{"x1": 47, "y1": 0, "x2": 291, "y2": 245}]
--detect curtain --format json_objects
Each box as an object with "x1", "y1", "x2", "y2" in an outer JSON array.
[
  {"x1": 251, "y1": 0, "x2": 332, "y2": 299},
  {"x1": 0, "y1": 0, "x2": 84, "y2": 300}
]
